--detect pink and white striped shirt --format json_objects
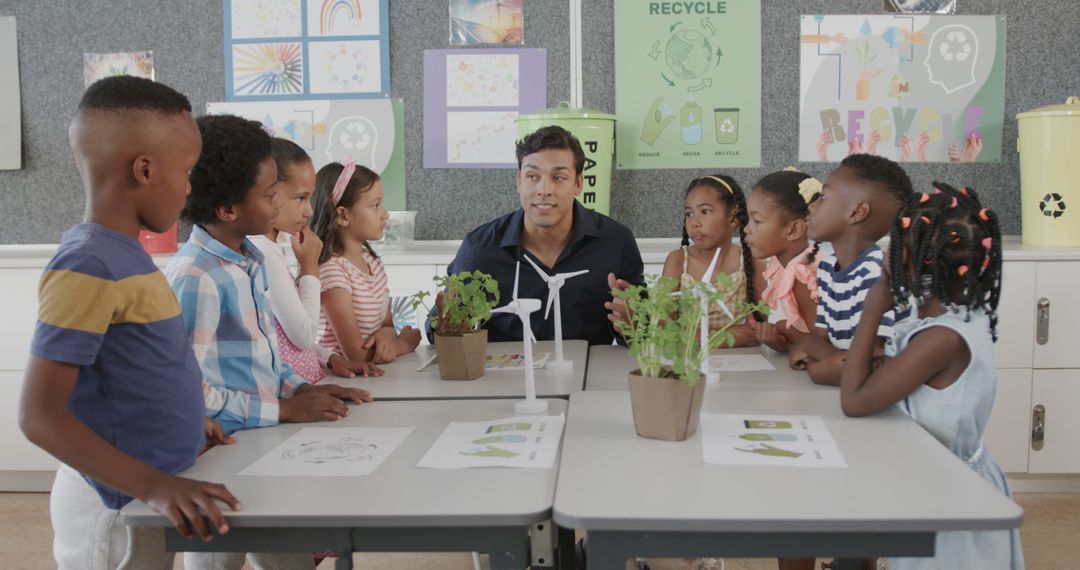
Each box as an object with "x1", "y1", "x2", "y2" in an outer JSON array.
[{"x1": 318, "y1": 250, "x2": 389, "y2": 355}]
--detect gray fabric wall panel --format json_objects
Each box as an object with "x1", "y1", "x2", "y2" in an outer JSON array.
[{"x1": 0, "y1": 0, "x2": 1075, "y2": 243}]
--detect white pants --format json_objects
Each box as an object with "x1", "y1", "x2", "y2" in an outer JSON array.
[{"x1": 51, "y1": 464, "x2": 174, "y2": 570}]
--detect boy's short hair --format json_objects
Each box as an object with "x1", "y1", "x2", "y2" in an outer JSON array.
[
  {"x1": 840, "y1": 153, "x2": 914, "y2": 206},
  {"x1": 515, "y1": 125, "x2": 586, "y2": 176},
  {"x1": 79, "y1": 75, "x2": 191, "y2": 115},
  {"x1": 183, "y1": 115, "x2": 272, "y2": 225}
]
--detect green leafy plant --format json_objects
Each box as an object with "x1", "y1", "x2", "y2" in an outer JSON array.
[
  {"x1": 612, "y1": 274, "x2": 768, "y2": 385},
  {"x1": 856, "y1": 41, "x2": 878, "y2": 68},
  {"x1": 412, "y1": 271, "x2": 500, "y2": 337}
]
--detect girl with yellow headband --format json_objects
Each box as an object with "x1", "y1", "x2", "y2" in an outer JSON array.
[{"x1": 661, "y1": 173, "x2": 764, "y2": 348}]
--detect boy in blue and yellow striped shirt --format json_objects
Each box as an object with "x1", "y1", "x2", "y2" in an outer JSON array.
[{"x1": 20, "y1": 76, "x2": 239, "y2": 569}]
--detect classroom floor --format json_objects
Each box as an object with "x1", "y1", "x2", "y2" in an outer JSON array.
[{"x1": 0, "y1": 492, "x2": 1075, "y2": 569}]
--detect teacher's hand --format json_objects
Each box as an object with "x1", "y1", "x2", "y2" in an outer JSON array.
[{"x1": 604, "y1": 272, "x2": 633, "y2": 329}]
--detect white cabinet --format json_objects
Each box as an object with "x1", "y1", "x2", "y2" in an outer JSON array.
[
  {"x1": 1033, "y1": 262, "x2": 1080, "y2": 369},
  {"x1": 983, "y1": 369, "x2": 1032, "y2": 474},
  {"x1": 0, "y1": 371, "x2": 59, "y2": 473},
  {"x1": 994, "y1": 262, "x2": 1035, "y2": 369},
  {"x1": 0, "y1": 269, "x2": 42, "y2": 371},
  {"x1": 1028, "y1": 369, "x2": 1080, "y2": 473}
]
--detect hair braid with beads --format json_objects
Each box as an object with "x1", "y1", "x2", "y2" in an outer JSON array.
[{"x1": 887, "y1": 182, "x2": 1003, "y2": 340}]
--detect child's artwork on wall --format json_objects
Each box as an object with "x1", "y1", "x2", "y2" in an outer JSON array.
[
  {"x1": 614, "y1": 0, "x2": 762, "y2": 169},
  {"x1": 799, "y1": 15, "x2": 1005, "y2": 163},
  {"x1": 449, "y1": 0, "x2": 524, "y2": 46},
  {"x1": 83, "y1": 51, "x2": 154, "y2": 88},
  {"x1": 885, "y1": 0, "x2": 957, "y2": 14},
  {"x1": 206, "y1": 98, "x2": 406, "y2": 210},
  {"x1": 0, "y1": 17, "x2": 21, "y2": 170},
  {"x1": 239, "y1": 427, "x2": 414, "y2": 477},
  {"x1": 417, "y1": 414, "x2": 563, "y2": 469},
  {"x1": 224, "y1": 0, "x2": 389, "y2": 100},
  {"x1": 423, "y1": 48, "x2": 546, "y2": 169}
]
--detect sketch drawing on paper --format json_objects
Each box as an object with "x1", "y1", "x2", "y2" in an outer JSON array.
[
  {"x1": 282, "y1": 436, "x2": 378, "y2": 463},
  {"x1": 309, "y1": 40, "x2": 380, "y2": 93},
  {"x1": 446, "y1": 111, "x2": 518, "y2": 164},
  {"x1": 447, "y1": 53, "x2": 520, "y2": 107},
  {"x1": 232, "y1": 43, "x2": 303, "y2": 95},
  {"x1": 321, "y1": 0, "x2": 363, "y2": 34},
  {"x1": 230, "y1": 0, "x2": 302, "y2": 39}
]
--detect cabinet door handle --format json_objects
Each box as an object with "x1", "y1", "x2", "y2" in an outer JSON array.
[
  {"x1": 1036, "y1": 298, "x2": 1050, "y2": 345},
  {"x1": 1031, "y1": 404, "x2": 1046, "y2": 451}
]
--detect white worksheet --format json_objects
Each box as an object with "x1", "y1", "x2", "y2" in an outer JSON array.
[
  {"x1": 709, "y1": 354, "x2": 776, "y2": 372},
  {"x1": 417, "y1": 414, "x2": 564, "y2": 469},
  {"x1": 238, "y1": 427, "x2": 413, "y2": 477},
  {"x1": 700, "y1": 413, "x2": 847, "y2": 468}
]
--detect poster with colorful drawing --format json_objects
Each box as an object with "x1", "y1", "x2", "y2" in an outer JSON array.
[
  {"x1": 449, "y1": 0, "x2": 524, "y2": 46},
  {"x1": 799, "y1": 15, "x2": 1005, "y2": 163},
  {"x1": 83, "y1": 51, "x2": 154, "y2": 87},
  {"x1": 422, "y1": 48, "x2": 547, "y2": 169},
  {"x1": 614, "y1": 1, "x2": 761, "y2": 169},
  {"x1": 700, "y1": 413, "x2": 848, "y2": 468},
  {"x1": 224, "y1": 0, "x2": 389, "y2": 100},
  {"x1": 205, "y1": 98, "x2": 406, "y2": 210},
  {"x1": 417, "y1": 414, "x2": 564, "y2": 469}
]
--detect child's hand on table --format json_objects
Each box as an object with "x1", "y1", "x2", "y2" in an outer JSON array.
[
  {"x1": 142, "y1": 472, "x2": 241, "y2": 542},
  {"x1": 327, "y1": 353, "x2": 383, "y2": 378},
  {"x1": 365, "y1": 327, "x2": 400, "y2": 364},
  {"x1": 202, "y1": 417, "x2": 235, "y2": 453}
]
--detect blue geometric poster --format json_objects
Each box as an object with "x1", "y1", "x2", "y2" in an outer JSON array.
[{"x1": 224, "y1": 0, "x2": 390, "y2": 100}]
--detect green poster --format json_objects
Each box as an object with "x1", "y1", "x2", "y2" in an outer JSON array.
[{"x1": 615, "y1": 0, "x2": 762, "y2": 170}]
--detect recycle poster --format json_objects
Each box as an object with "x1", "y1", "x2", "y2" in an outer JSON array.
[{"x1": 615, "y1": 0, "x2": 762, "y2": 169}]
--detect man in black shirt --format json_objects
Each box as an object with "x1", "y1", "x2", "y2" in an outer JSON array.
[{"x1": 427, "y1": 126, "x2": 643, "y2": 345}]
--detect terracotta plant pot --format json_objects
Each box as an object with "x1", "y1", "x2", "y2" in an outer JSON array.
[
  {"x1": 627, "y1": 370, "x2": 707, "y2": 441},
  {"x1": 433, "y1": 329, "x2": 488, "y2": 381}
]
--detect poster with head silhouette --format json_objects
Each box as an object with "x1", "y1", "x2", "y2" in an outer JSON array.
[
  {"x1": 206, "y1": 98, "x2": 406, "y2": 210},
  {"x1": 799, "y1": 15, "x2": 1005, "y2": 163}
]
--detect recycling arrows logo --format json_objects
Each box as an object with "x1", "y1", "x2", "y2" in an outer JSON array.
[
  {"x1": 719, "y1": 118, "x2": 736, "y2": 133},
  {"x1": 1039, "y1": 193, "x2": 1067, "y2": 218}
]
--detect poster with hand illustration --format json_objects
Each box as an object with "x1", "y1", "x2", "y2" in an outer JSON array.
[
  {"x1": 238, "y1": 427, "x2": 414, "y2": 477},
  {"x1": 417, "y1": 414, "x2": 564, "y2": 469},
  {"x1": 615, "y1": 1, "x2": 761, "y2": 169},
  {"x1": 700, "y1": 413, "x2": 848, "y2": 468},
  {"x1": 800, "y1": 15, "x2": 1005, "y2": 163}
]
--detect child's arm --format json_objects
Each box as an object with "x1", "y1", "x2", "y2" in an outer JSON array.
[
  {"x1": 840, "y1": 280, "x2": 963, "y2": 416},
  {"x1": 364, "y1": 307, "x2": 420, "y2": 364},
  {"x1": 20, "y1": 357, "x2": 240, "y2": 541},
  {"x1": 660, "y1": 249, "x2": 683, "y2": 282},
  {"x1": 321, "y1": 288, "x2": 374, "y2": 363},
  {"x1": 173, "y1": 273, "x2": 286, "y2": 432},
  {"x1": 262, "y1": 234, "x2": 321, "y2": 350}
]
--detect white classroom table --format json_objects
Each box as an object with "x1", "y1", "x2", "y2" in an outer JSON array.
[
  {"x1": 122, "y1": 399, "x2": 568, "y2": 570},
  {"x1": 585, "y1": 344, "x2": 832, "y2": 392},
  {"x1": 328, "y1": 340, "x2": 589, "y2": 401},
  {"x1": 554, "y1": 390, "x2": 1023, "y2": 568}
]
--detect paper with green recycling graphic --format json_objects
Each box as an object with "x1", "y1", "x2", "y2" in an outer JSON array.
[
  {"x1": 615, "y1": 0, "x2": 761, "y2": 169},
  {"x1": 700, "y1": 413, "x2": 848, "y2": 468},
  {"x1": 417, "y1": 414, "x2": 565, "y2": 469}
]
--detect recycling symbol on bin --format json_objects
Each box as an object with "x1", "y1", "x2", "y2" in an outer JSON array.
[
  {"x1": 1039, "y1": 193, "x2": 1067, "y2": 218},
  {"x1": 719, "y1": 118, "x2": 736, "y2": 133}
]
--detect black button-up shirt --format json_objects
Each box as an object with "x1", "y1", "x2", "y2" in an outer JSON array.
[{"x1": 427, "y1": 202, "x2": 644, "y2": 345}]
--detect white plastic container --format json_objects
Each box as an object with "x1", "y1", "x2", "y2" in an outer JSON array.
[{"x1": 372, "y1": 211, "x2": 417, "y2": 251}]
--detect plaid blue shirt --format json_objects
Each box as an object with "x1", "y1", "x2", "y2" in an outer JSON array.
[{"x1": 165, "y1": 225, "x2": 307, "y2": 434}]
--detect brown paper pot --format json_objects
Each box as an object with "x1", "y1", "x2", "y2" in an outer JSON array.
[
  {"x1": 627, "y1": 371, "x2": 707, "y2": 441},
  {"x1": 433, "y1": 330, "x2": 488, "y2": 381}
]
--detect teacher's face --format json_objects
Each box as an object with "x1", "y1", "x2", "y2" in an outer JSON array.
[{"x1": 517, "y1": 148, "x2": 583, "y2": 231}]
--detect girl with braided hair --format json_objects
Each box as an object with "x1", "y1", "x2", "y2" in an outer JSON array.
[
  {"x1": 743, "y1": 168, "x2": 823, "y2": 353},
  {"x1": 840, "y1": 182, "x2": 1023, "y2": 570},
  {"x1": 662, "y1": 174, "x2": 766, "y2": 348}
]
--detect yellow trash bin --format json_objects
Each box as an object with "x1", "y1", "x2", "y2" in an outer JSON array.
[{"x1": 1017, "y1": 96, "x2": 1080, "y2": 246}]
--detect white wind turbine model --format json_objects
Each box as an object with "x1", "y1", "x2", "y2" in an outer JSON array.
[
  {"x1": 677, "y1": 247, "x2": 734, "y2": 384},
  {"x1": 521, "y1": 255, "x2": 588, "y2": 370},
  {"x1": 491, "y1": 261, "x2": 548, "y2": 413}
]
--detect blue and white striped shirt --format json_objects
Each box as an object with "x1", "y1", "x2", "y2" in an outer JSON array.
[
  {"x1": 816, "y1": 245, "x2": 907, "y2": 350},
  {"x1": 165, "y1": 225, "x2": 307, "y2": 434}
]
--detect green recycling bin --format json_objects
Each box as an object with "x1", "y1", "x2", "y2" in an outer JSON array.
[
  {"x1": 515, "y1": 102, "x2": 616, "y2": 215},
  {"x1": 1017, "y1": 96, "x2": 1080, "y2": 246}
]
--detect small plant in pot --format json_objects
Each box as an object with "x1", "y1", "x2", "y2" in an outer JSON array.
[
  {"x1": 613, "y1": 275, "x2": 766, "y2": 441},
  {"x1": 412, "y1": 271, "x2": 500, "y2": 380}
]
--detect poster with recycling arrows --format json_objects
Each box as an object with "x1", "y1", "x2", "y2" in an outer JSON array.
[{"x1": 615, "y1": 0, "x2": 761, "y2": 169}]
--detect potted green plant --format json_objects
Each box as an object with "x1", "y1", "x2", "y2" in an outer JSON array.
[
  {"x1": 412, "y1": 271, "x2": 500, "y2": 380},
  {"x1": 613, "y1": 275, "x2": 766, "y2": 441}
]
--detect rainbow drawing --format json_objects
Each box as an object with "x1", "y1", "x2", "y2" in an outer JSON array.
[{"x1": 321, "y1": 0, "x2": 363, "y2": 35}]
